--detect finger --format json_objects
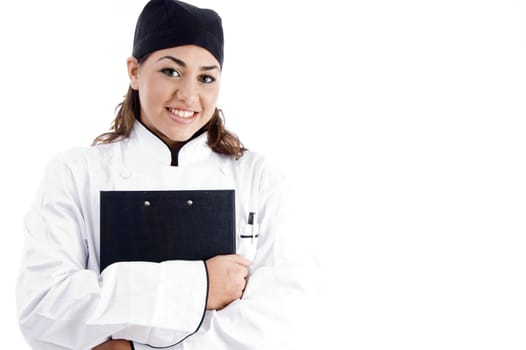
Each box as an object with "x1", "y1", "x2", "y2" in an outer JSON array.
[
  {"x1": 241, "y1": 267, "x2": 249, "y2": 278},
  {"x1": 241, "y1": 278, "x2": 248, "y2": 297},
  {"x1": 242, "y1": 279, "x2": 248, "y2": 292},
  {"x1": 232, "y1": 254, "x2": 252, "y2": 267}
]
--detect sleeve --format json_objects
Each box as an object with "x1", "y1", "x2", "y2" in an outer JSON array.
[
  {"x1": 131, "y1": 163, "x2": 323, "y2": 350},
  {"x1": 16, "y1": 154, "x2": 209, "y2": 350}
]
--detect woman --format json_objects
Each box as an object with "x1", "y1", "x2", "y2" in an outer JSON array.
[{"x1": 16, "y1": 1, "x2": 315, "y2": 349}]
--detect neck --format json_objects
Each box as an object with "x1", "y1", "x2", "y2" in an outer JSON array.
[{"x1": 136, "y1": 118, "x2": 209, "y2": 167}]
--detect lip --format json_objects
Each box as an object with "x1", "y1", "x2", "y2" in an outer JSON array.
[{"x1": 166, "y1": 107, "x2": 198, "y2": 125}]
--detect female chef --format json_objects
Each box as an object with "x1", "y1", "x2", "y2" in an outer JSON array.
[{"x1": 16, "y1": 0, "x2": 315, "y2": 349}]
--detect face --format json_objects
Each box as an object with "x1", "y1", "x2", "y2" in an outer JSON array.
[{"x1": 127, "y1": 45, "x2": 221, "y2": 148}]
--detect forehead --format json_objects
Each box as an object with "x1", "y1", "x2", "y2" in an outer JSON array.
[{"x1": 146, "y1": 45, "x2": 220, "y2": 67}]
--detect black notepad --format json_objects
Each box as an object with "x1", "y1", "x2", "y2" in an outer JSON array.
[{"x1": 99, "y1": 190, "x2": 236, "y2": 272}]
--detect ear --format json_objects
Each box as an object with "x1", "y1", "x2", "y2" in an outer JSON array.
[{"x1": 127, "y1": 57, "x2": 140, "y2": 90}]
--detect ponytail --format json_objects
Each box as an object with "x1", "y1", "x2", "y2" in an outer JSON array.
[
  {"x1": 92, "y1": 87, "x2": 139, "y2": 145},
  {"x1": 206, "y1": 108, "x2": 246, "y2": 159}
]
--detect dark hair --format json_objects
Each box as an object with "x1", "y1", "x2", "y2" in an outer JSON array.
[{"x1": 92, "y1": 58, "x2": 246, "y2": 159}]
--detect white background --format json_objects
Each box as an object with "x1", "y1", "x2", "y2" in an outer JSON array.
[{"x1": 1, "y1": 0, "x2": 526, "y2": 349}]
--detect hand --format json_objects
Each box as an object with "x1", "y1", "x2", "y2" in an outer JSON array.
[
  {"x1": 92, "y1": 339, "x2": 132, "y2": 350},
  {"x1": 205, "y1": 254, "x2": 251, "y2": 310}
]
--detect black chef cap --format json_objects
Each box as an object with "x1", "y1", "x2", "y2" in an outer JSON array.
[{"x1": 132, "y1": 0, "x2": 224, "y2": 67}]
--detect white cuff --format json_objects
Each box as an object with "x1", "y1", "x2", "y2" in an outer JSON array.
[{"x1": 89, "y1": 260, "x2": 208, "y2": 347}]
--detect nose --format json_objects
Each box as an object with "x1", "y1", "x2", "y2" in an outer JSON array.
[{"x1": 175, "y1": 77, "x2": 198, "y2": 104}]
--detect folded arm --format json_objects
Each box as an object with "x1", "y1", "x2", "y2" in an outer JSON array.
[{"x1": 16, "y1": 155, "x2": 209, "y2": 350}]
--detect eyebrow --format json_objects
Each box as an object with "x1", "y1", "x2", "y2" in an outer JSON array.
[{"x1": 157, "y1": 55, "x2": 220, "y2": 71}]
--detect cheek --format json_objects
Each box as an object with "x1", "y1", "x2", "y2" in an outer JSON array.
[
  {"x1": 139, "y1": 78, "x2": 165, "y2": 110},
  {"x1": 202, "y1": 88, "x2": 220, "y2": 112}
]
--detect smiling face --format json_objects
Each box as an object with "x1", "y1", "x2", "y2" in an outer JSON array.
[{"x1": 127, "y1": 45, "x2": 221, "y2": 149}]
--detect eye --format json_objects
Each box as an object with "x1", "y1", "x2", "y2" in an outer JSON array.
[
  {"x1": 160, "y1": 68, "x2": 181, "y2": 78},
  {"x1": 199, "y1": 74, "x2": 216, "y2": 84}
]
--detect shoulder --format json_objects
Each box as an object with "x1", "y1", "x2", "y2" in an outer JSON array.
[
  {"x1": 43, "y1": 140, "x2": 120, "y2": 180},
  {"x1": 48, "y1": 142, "x2": 112, "y2": 167},
  {"x1": 45, "y1": 146, "x2": 90, "y2": 171}
]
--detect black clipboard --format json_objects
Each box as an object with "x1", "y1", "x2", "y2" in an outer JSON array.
[{"x1": 99, "y1": 190, "x2": 236, "y2": 272}]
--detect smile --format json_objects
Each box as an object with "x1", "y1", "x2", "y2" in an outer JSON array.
[{"x1": 167, "y1": 107, "x2": 196, "y2": 119}]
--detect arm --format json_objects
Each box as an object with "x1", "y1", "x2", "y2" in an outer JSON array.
[
  {"x1": 181, "y1": 198, "x2": 321, "y2": 350},
  {"x1": 75, "y1": 254, "x2": 251, "y2": 350},
  {"x1": 16, "y1": 154, "x2": 208, "y2": 349},
  {"x1": 131, "y1": 167, "x2": 322, "y2": 350}
]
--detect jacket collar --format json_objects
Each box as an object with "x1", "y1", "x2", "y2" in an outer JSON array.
[{"x1": 123, "y1": 120, "x2": 212, "y2": 168}]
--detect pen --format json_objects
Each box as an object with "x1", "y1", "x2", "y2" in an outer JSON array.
[{"x1": 248, "y1": 212, "x2": 256, "y2": 244}]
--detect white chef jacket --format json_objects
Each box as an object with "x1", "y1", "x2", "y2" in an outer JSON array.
[{"x1": 16, "y1": 121, "x2": 318, "y2": 350}]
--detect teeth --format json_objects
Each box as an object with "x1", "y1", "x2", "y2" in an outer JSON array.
[{"x1": 168, "y1": 108, "x2": 194, "y2": 118}]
